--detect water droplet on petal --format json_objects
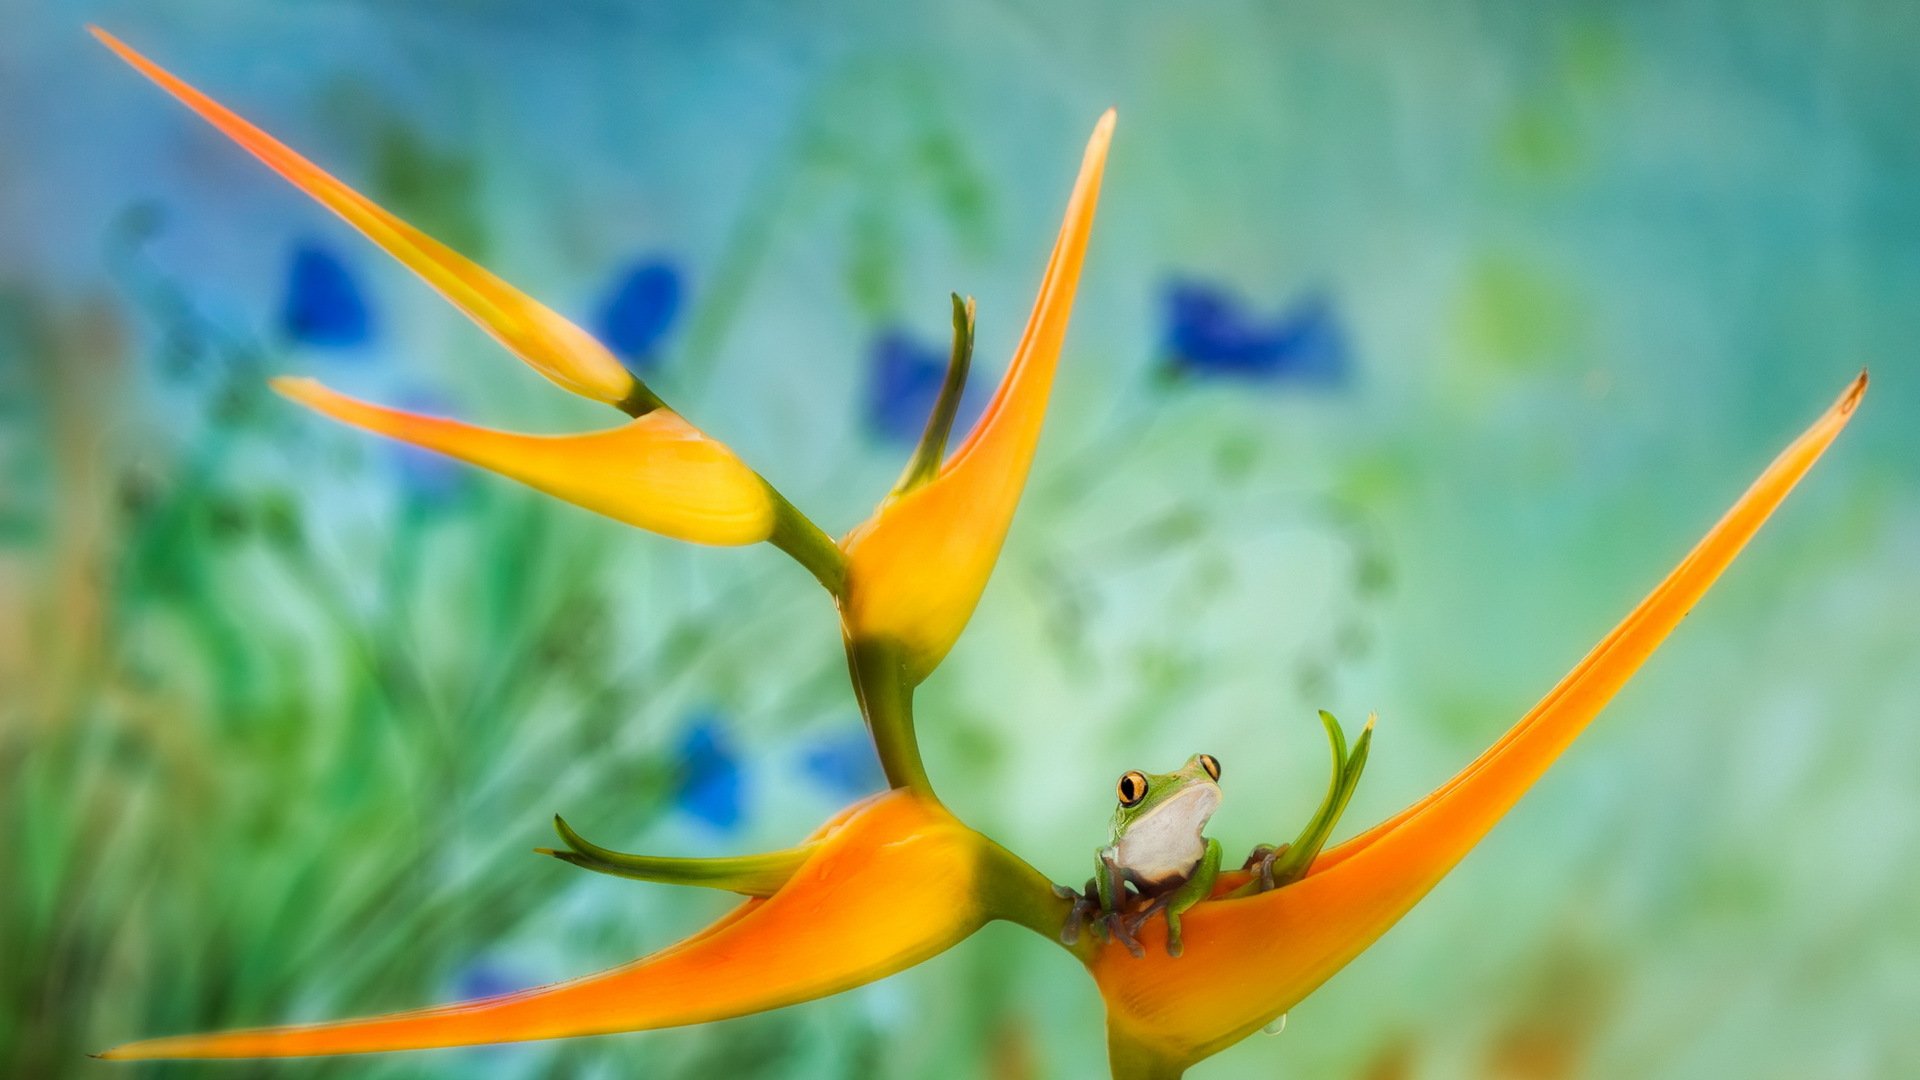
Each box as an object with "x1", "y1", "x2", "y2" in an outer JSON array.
[{"x1": 1262, "y1": 1013, "x2": 1288, "y2": 1037}]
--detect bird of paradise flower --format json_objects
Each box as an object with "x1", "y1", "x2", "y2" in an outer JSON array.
[{"x1": 89, "y1": 27, "x2": 1867, "y2": 1079}]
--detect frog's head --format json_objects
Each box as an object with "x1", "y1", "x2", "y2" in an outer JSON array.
[{"x1": 1109, "y1": 754, "x2": 1222, "y2": 850}]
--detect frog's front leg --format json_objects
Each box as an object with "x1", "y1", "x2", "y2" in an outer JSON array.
[
  {"x1": 1090, "y1": 847, "x2": 1146, "y2": 957},
  {"x1": 1094, "y1": 846, "x2": 1122, "y2": 914},
  {"x1": 1154, "y1": 836, "x2": 1222, "y2": 958},
  {"x1": 1057, "y1": 850, "x2": 1139, "y2": 951}
]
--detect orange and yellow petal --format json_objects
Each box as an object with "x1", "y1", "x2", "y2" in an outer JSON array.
[
  {"x1": 99, "y1": 792, "x2": 985, "y2": 1059},
  {"x1": 1092, "y1": 373, "x2": 1866, "y2": 1071},
  {"x1": 92, "y1": 27, "x2": 639, "y2": 406},
  {"x1": 275, "y1": 378, "x2": 774, "y2": 546},
  {"x1": 840, "y1": 110, "x2": 1114, "y2": 680}
]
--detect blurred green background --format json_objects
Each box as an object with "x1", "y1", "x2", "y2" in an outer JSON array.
[{"x1": 4, "y1": 2, "x2": 1916, "y2": 1077}]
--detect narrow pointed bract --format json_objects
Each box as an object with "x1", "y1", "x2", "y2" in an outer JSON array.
[
  {"x1": 99, "y1": 793, "x2": 987, "y2": 1059},
  {"x1": 274, "y1": 378, "x2": 774, "y2": 545},
  {"x1": 841, "y1": 110, "x2": 1114, "y2": 681},
  {"x1": 1091, "y1": 373, "x2": 1867, "y2": 1074},
  {"x1": 891, "y1": 293, "x2": 978, "y2": 497},
  {"x1": 91, "y1": 27, "x2": 643, "y2": 408},
  {"x1": 539, "y1": 816, "x2": 816, "y2": 896}
]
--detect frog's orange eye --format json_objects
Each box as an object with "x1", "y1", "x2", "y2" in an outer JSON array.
[
  {"x1": 1117, "y1": 771, "x2": 1149, "y2": 807},
  {"x1": 1199, "y1": 754, "x2": 1221, "y2": 781}
]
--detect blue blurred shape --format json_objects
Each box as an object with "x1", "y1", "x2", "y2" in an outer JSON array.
[
  {"x1": 281, "y1": 239, "x2": 374, "y2": 347},
  {"x1": 452, "y1": 959, "x2": 522, "y2": 1001},
  {"x1": 798, "y1": 727, "x2": 886, "y2": 800},
  {"x1": 594, "y1": 259, "x2": 683, "y2": 369},
  {"x1": 1162, "y1": 280, "x2": 1349, "y2": 383},
  {"x1": 673, "y1": 712, "x2": 744, "y2": 831},
  {"x1": 863, "y1": 327, "x2": 984, "y2": 446}
]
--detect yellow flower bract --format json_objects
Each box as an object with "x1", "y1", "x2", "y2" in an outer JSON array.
[{"x1": 276, "y1": 378, "x2": 776, "y2": 546}]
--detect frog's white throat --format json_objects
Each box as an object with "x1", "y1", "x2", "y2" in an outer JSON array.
[{"x1": 1114, "y1": 783, "x2": 1220, "y2": 888}]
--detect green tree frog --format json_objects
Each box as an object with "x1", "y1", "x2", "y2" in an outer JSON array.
[
  {"x1": 1060, "y1": 753, "x2": 1225, "y2": 957},
  {"x1": 1058, "y1": 712, "x2": 1375, "y2": 959}
]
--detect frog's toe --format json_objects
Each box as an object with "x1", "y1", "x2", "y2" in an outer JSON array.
[
  {"x1": 1098, "y1": 911, "x2": 1146, "y2": 958},
  {"x1": 1116, "y1": 898, "x2": 1175, "y2": 957},
  {"x1": 1163, "y1": 910, "x2": 1188, "y2": 957},
  {"x1": 1058, "y1": 887, "x2": 1094, "y2": 946},
  {"x1": 1056, "y1": 880, "x2": 1104, "y2": 946},
  {"x1": 1242, "y1": 843, "x2": 1286, "y2": 893},
  {"x1": 1124, "y1": 895, "x2": 1168, "y2": 933}
]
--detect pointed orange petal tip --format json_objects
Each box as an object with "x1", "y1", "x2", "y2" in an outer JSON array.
[
  {"x1": 98, "y1": 792, "x2": 987, "y2": 1059},
  {"x1": 839, "y1": 111, "x2": 1114, "y2": 680},
  {"x1": 1840, "y1": 368, "x2": 1867, "y2": 414},
  {"x1": 1092, "y1": 373, "x2": 1864, "y2": 1070},
  {"x1": 272, "y1": 377, "x2": 775, "y2": 545},
  {"x1": 91, "y1": 27, "x2": 639, "y2": 406}
]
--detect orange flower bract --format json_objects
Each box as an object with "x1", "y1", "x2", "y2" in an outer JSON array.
[
  {"x1": 841, "y1": 110, "x2": 1115, "y2": 682},
  {"x1": 99, "y1": 792, "x2": 988, "y2": 1059},
  {"x1": 1089, "y1": 373, "x2": 1867, "y2": 1076}
]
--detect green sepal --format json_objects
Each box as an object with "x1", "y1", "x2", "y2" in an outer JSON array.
[
  {"x1": 891, "y1": 293, "x2": 976, "y2": 497},
  {"x1": 1264, "y1": 711, "x2": 1375, "y2": 888},
  {"x1": 540, "y1": 815, "x2": 816, "y2": 897}
]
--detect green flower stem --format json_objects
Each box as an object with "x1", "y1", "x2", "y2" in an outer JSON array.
[
  {"x1": 768, "y1": 492, "x2": 847, "y2": 596},
  {"x1": 975, "y1": 835, "x2": 1087, "y2": 956},
  {"x1": 846, "y1": 638, "x2": 934, "y2": 798}
]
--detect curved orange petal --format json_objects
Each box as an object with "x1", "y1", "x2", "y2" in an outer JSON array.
[
  {"x1": 99, "y1": 792, "x2": 985, "y2": 1059},
  {"x1": 1093, "y1": 373, "x2": 1866, "y2": 1071},
  {"x1": 91, "y1": 27, "x2": 640, "y2": 407},
  {"x1": 275, "y1": 378, "x2": 774, "y2": 546},
  {"x1": 840, "y1": 110, "x2": 1114, "y2": 681}
]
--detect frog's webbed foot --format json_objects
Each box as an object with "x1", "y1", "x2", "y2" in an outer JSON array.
[
  {"x1": 1098, "y1": 909, "x2": 1147, "y2": 958},
  {"x1": 1056, "y1": 878, "x2": 1141, "y2": 955},
  {"x1": 1123, "y1": 894, "x2": 1168, "y2": 935},
  {"x1": 1122, "y1": 894, "x2": 1178, "y2": 955},
  {"x1": 1066, "y1": 894, "x2": 1148, "y2": 957},
  {"x1": 1056, "y1": 879, "x2": 1099, "y2": 947},
  {"x1": 1072, "y1": 851, "x2": 1146, "y2": 956},
  {"x1": 1239, "y1": 843, "x2": 1288, "y2": 894},
  {"x1": 1063, "y1": 883, "x2": 1148, "y2": 958}
]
